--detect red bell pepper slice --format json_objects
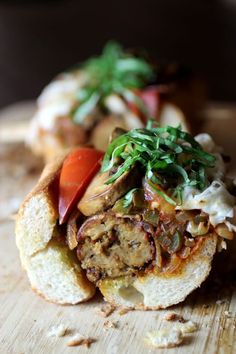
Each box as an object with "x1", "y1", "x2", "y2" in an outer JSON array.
[{"x1": 59, "y1": 147, "x2": 104, "y2": 224}]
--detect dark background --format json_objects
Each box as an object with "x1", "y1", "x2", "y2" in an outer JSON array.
[{"x1": 0, "y1": 0, "x2": 236, "y2": 108}]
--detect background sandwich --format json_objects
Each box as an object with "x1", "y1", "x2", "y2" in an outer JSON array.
[{"x1": 27, "y1": 41, "x2": 204, "y2": 161}]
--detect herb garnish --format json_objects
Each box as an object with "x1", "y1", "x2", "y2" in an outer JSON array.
[
  {"x1": 101, "y1": 120, "x2": 216, "y2": 205},
  {"x1": 73, "y1": 41, "x2": 154, "y2": 123},
  {"x1": 122, "y1": 188, "x2": 140, "y2": 208}
]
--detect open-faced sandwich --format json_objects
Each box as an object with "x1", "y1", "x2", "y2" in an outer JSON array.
[
  {"x1": 27, "y1": 41, "x2": 204, "y2": 161},
  {"x1": 16, "y1": 121, "x2": 235, "y2": 309}
]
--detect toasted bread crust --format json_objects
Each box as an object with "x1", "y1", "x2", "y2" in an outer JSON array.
[
  {"x1": 22, "y1": 151, "x2": 67, "y2": 207},
  {"x1": 16, "y1": 153, "x2": 218, "y2": 308},
  {"x1": 99, "y1": 234, "x2": 217, "y2": 309},
  {"x1": 15, "y1": 154, "x2": 95, "y2": 304}
]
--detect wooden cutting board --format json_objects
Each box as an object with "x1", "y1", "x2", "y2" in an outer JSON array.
[{"x1": 0, "y1": 103, "x2": 236, "y2": 354}]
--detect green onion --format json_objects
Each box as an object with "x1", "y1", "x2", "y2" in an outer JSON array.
[
  {"x1": 73, "y1": 92, "x2": 100, "y2": 123},
  {"x1": 71, "y1": 41, "x2": 154, "y2": 123},
  {"x1": 101, "y1": 120, "x2": 216, "y2": 205},
  {"x1": 123, "y1": 188, "x2": 140, "y2": 208}
]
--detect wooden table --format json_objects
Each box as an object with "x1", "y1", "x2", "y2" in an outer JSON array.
[{"x1": 0, "y1": 104, "x2": 236, "y2": 354}]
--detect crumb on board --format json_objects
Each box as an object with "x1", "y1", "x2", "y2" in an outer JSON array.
[
  {"x1": 144, "y1": 329, "x2": 183, "y2": 349},
  {"x1": 163, "y1": 312, "x2": 186, "y2": 323},
  {"x1": 118, "y1": 307, "x2": 134, "y2": 316},
  {"x1": 174, "y1": 320, "x2": 198, "y2": 334},
  {"x1": 203, "y1": 304, "x2": 210, "y2": 309},
  {"x1": 104, "y1": 320, "x2": 118, "y2": 329},
  {"x1": 224, "y1": 310, "x2": 233, "y2": 318},
  {"x1": 163, "y1": 313, "x2": 198, "y2": 334},
  {"x1": 217, "y1": 239, "x2": 227, "y2": 252},
  {"x1": 216, "y1": 299, "x2": 228, "y2": 305},
  {"x1": 67, "y1": 334, "x2": 96, "y2": 347},
  {"x1": 48, "y1": 324, "x2": 67, "y2": 337},
  {"x1": 95, "y1": 303, "x2": 116, "y2": 317}
]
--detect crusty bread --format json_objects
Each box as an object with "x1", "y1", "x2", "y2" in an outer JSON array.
[
  {"x1": 90, "y1": 116, "x2": 127, "y2": 151},
  {"x1": 159, "y1": 103, "x2": 190, "y2": 133},
  {"x1": 15, "y1": 150, "x2": 218, "y2": 308},
  {"x1": 99, "y1": 235, "x2": 217, "y2": 309},
  {"x1": 15, "y1": 154, "x2": 95, "y2": 304}
]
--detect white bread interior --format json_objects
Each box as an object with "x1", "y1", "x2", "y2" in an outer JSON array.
[
  {"x1": 15, "y1": 154, "x2": 95, "y2": 304},
  {"x1": 25, "y1": 240, "x2": 95, "y2": 304},
  {"x1": 99, "y1": 235, "x2": 217, "y2": 309}
]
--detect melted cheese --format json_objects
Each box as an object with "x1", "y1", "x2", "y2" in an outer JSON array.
[
  {"x1": 30, "y1": 70, "x2": 88, "y2": 132},
  {"x1": 30, "y1": 70, "x2": 141, "y2": 135},
  {"x1": 176, "y1": 134, "x2": 236, "y2": 230},
  {"x1": 177, "y1": 181, "x2": 235, "y2": 226},
  {"x1": 104, "y1": 94, "x2": 143, "y2": 129},
  {"x1": 104, "y1": 94, "x2": 127, "y2": 114}
]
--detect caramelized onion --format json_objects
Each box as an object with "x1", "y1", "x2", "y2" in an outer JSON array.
[
  {"x1": 186, "y1": 220, "x2": 209, "y2": 236},
  {"x1": 163, "y1": 254, "x2": 182, "y2": 273},
  {"x1": 158, "y1": 231, "x2": 183, "y2": 254},
  {"x1": 178, "y1": 246, "x2": 191, "y2": 259},
  {"x1": 215, "y1": 224, "x2": 234, "y2": 240},
  {"x1": 153, "y1": 239, "x2": 162, "y2": 268},
  {"x1": 66, "y1": 210, "x2": 81, "y2": 250},
  {"x1": 176, "y1": 210, "x2": 196, "y2": 223},
  {"x1": 184, "y1": 237, "x2": 195, "y2": 247},
  {"x1": 143, "y1": 210, "x2": 159, "y2": 226}
]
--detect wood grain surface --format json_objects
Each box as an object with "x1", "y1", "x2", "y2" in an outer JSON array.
[{"x1": 0, "y1": 104, "x2": 236, "y2": 354}]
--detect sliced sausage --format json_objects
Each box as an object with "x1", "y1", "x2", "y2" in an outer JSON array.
[
  {"x1": 78, "y1": 166, "x2": 140, "y2": 216},
  {"x1": 77, "y1": 213, "x2": 155, "y2": 283}
]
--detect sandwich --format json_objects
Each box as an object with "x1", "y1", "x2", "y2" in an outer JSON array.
[
  {"x1": 16, "y1": 121, "x2": 235, "y2": 308},
  {"x1": 27, "y1": 41, "x2": 195, "y2": 161}
]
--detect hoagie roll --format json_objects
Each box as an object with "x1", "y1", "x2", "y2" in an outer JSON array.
[{"x1": 16, "y1": 122, "x2": 235, "y2": 308}]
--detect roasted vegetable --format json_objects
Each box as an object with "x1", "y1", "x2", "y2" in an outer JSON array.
[
  {"x1": 101, "y1": 121, "x2": 216, "y2": 204},
  {"x1": 59, "y1": 147, "x2": 104, "y2": 224},
  {"x1": 78, "y1": 166, "x2": 140, "y2": 216},
  {"x1": 157, "y1": 231, "x2": 183, "y2": 254}
]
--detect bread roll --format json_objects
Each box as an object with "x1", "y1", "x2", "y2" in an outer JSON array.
[
  {"x1": 16, "y1": 124, "x2": 235, "y2": 309},
  {"x1": 15, "y1": 154, "x2": 95, "y2": 304},
  {"x1": 99, "y1": 235, "x2": 217, "y2": 309}
]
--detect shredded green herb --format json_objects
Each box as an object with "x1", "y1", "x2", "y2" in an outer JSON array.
[
  {"x1": 72, "y1": 41, "x2": 154, "y2": 123},
  {"x1": 101, "y1": 120, "x2": 216, "y2": 205},
  {"x1": 122, "y1": 188, "x2": 143, "y2": 208}
]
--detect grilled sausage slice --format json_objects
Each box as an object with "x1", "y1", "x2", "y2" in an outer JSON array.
[
  {"x1": 77, "y1": 213, "x2": 155, "y2": 283},
  {"x1": 78, "y1": 167, "x2": 140, "y2": 216}
]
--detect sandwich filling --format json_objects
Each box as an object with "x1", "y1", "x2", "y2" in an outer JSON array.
[{"x1": 57, "y1": 122, "x2": 236, "y2": 284}]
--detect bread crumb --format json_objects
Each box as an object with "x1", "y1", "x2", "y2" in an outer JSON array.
[
  {"x1": 217, "y1": 239, "x2": 227, "y2": 252},
  {"x1": 104, "y1": 320, "x2": 118, "y2": 329},
  {"x1": 216, "y1": 299, "x2": 228, "y2": 305},
  {"x1": 174, "y1": 320, "x2": 198, "y2": 334},
  {"x1": 48, "y1": 324, "x2": 67, "y2": 337},
  {"x1": 119, "y1": 307, "x2": 133, "y2": 315},
  {"x1": 224, "y1": 310, "x2": 232, "y2": 317},
  {"x1": 67, "y1": 334, "x2": 96, "y2": 347},
  {"x1": 203, "y1": 304, "x2": 210, "y2": 309},
  {"x1": 95, "y1": 303, "x2": 115, "y2": 317},
  {"x1": 164, "y1": 313, "x2": 186, "y2": 323},
  {"x1": 144, "y1": 329, "x2": 183, "y2": 348}
]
